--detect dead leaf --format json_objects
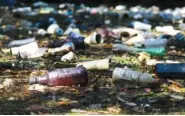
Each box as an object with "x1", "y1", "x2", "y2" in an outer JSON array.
[
  {"x1": 30, "y1": 70, "x2": 48, "y2": 77},
  {"x1": 168, "y1": 83, "x2": 185, "y2": 93},
  {"x1": 27, "y1": 105, "x2": 45, "y2": 111},
  {"x1": 58, "y1": 100, "x2": 70, "y2": 105},
  {"x1": 138, "y1": 52, "x2": 151, "y2": 62},
  {"x1": 103, "y1": 43, "x2": 112, "y2": 49},
  {"x1": 167, "y1": 79, "x2": 183, "y2": 87},
  {"x1": 107, "y1": 106, "x2": 121, "y2": 114}
]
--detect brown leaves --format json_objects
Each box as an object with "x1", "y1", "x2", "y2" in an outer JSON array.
[
  {"x1": 168, "y1": 83, "x2": 185, "y2": 93},
  {"x1": 29, "y1": 70, "x2": 48, "y2": 77},
  {"x1": 103, "y1": 43, "x2": 113, "y2": 49},
  {"x1": 107, "y1": 105, "x2": 122, "y2": 114},
  {"x1": 58, "y1": 100, "x2": 71, "y2": 105},
  {"x1": 27, "y1": 104, "x2": 45, "y2": 111}
]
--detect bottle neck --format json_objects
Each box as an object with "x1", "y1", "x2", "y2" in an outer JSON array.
[
  {"x1": 29, "y1": 75, "x2": 49, "y2": 85},
  {"x1": 36, "y1": 75, "x2": 49, "y2": 85}
]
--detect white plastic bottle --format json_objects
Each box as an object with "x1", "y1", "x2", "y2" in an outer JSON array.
[
  {"x1": 76, "y1": 59, "x2": 109, "y2": 70},
  {"x1": 10, "y1": 42, "x2": 47, "y2": 59},
  {"x1": 132, "y1": 21, "x2": 152, "y2": 31},
  {"x1": 11, "y1": 42, "x2": 39, "y2": 56},
  {"x1": 8, "y1": 37, "x2": 35, "y2": 47},
  {"x1": 112, "y1": 67, "x2": 156, "y2": 85}
]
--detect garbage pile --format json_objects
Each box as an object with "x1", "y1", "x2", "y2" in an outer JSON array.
[{"x1": 0, "y1": 1, "x2": 185, "y2": 114}]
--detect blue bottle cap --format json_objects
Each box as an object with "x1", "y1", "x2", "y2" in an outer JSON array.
[
  {"x1": 55, "y1": 28, "x2": 63, "y2": 36},
  {"x1": 175, "y1": 33, "x2": 185, "y2": 41},
  {"x1": 49, "y1": 17, "x2": 57, "y2": 24}
]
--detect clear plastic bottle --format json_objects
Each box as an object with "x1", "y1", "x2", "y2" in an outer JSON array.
[{"x1": 143, "y1": 38, "x2": 168, "y2": 48}]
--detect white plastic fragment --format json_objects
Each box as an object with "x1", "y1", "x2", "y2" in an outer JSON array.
[{"x1": 61, "y1": 52, "x2": 77, "y2": 62}]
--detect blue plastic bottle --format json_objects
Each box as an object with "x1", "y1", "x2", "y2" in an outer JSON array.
[{"x1": 155, "y1": 63, "x2": 185, "y2": 79}]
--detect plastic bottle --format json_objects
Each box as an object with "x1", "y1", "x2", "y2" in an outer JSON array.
[
  {"x1": 76, "y1": 59, "x2": 109, "y2": 70},
  {"x1": 124, "y1": 33, "x2": 145, "y2": 45},
  {"x1": 179, "y1": 24, "x2": 185, "y2": 31},
  {"x1": 112, "y1": 44, "x2": 166, "y2": 56},
  {"x1": 112, "y1": 28, "x2": 140, "y2": 38},
  {"x1": 112, "y1": 67, "x2": 156, "y2": 85},
  {"x1": 155, "y1": 26, "x2": 174, "y2": 33},
  {"x1": 39, "y1": 7, "x2": 55, "y2": 14},
  {"x1": 26, "y1": 48, "x2": 47, "y2": 59},
  {"x1": 142, "y1": 38, "x2": 168, "y2": 48},
  {"x1": 68, "y1": 32, "x2": 85, "y2": 49},
  {"x1": 84, "y1": 32, "x2": 104, "y2": 44},
  {"x1": 11, "y1": 42, "x2": 38, "y2": 56},
  {"x1": 132, "y1": 21, "x2": 152, "y2": 31},
  {"x1": 155, "y1": 26, "x2": 180, "y2": 36},
  {"x1": 112, "y1": 44, "x2": 140, "y2": 53},
  {"x1": 29, "y1": 66, "x2": 88, "y2": 86},
  {"x1": 48, "y1": 39, "x2": 68, "y2": 48},
  {"x1": 33, "y1": 1, "x2": 48, "y2": 7},
  {"x1": 12, "y1": 7, "x2": 32, "y2": 13},
  {"x1": 168, "y1": 33, "x2": 185, "y2": 48},
  {"x1": 64, "y1": 27, "x2": 80, "y2": 35},
  {"x1": 155, "y1": 63, "x2": 185, "y2": 79},
  {"x1": 8, "y1": 37, "x2": 35, "y2": 47},
  {"x1": 48, "y1": 42, "x2": 75, "y2": 54},
  {"x1": 10, "y1": 42, "x2": 47, "y2": 59},
  {"x1": 174, "y1": 33, "x2": 185, "y2": 41},
  {"x1": 97, "y1": 28, "x2": 120, "y2": 39},
  {"x1": 139, "y1": 47, "x2": 166, "y2": 56},
  {"x1": 47, "y1": 24, "x2": 63, "y2": 36},
  {"x1": 35, "y1": 17, "x2": 57, "y2": 28}
]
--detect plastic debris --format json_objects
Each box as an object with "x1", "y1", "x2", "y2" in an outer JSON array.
[
  {"x1": 155, "y1": 63, "x2": 185, "y2": 79},
  {"x1": 29, "y1": 66, "x2": 88, "y2": 86},
  {"x1": 113, "y1": 67, "x2": 156, "y2": 85},
  {"x1": 76, "y1": 59, "x2": 109, "y2": 70}
]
